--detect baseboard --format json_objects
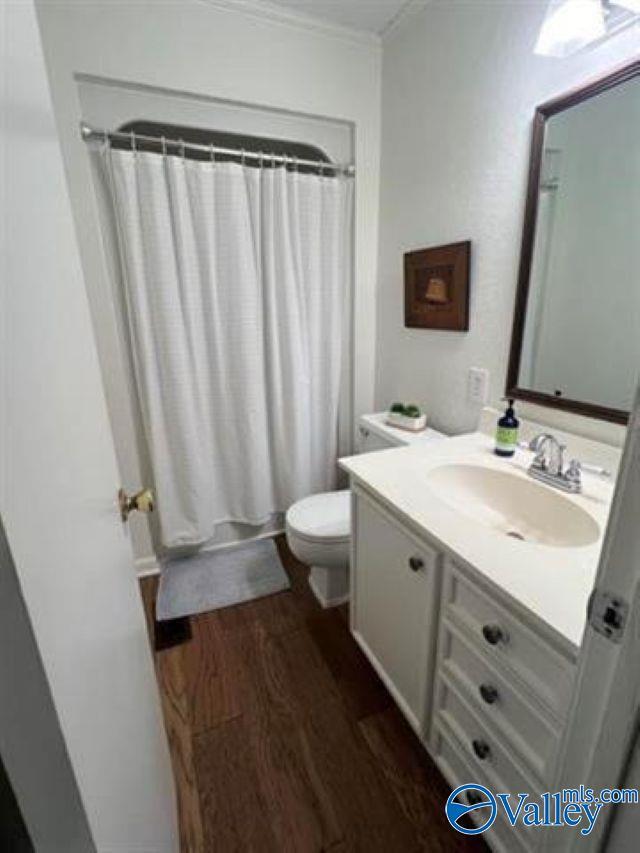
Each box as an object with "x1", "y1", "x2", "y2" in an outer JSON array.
[
  {"x1": 133, "y1": 526, "x2": 286, "y2": 578},
  {"x1": 135, "y1": 556, "x2": 160, "y2": 578}
]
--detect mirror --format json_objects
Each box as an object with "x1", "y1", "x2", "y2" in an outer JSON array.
[{"x1": 507, "y1": 60, "x2": 639, "y2": 424}]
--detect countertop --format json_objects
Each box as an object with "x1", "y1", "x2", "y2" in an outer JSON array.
[{"x1": 340, "y1": 432, "x2": 615, "y2": 655}]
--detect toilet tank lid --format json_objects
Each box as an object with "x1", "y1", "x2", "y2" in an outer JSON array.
[
  {"x1": 286, "y1": 490, "x2": 350, "y2": 540},
  {"x1": 359, "y1": 412, "x2": 446, "y2": 447}
]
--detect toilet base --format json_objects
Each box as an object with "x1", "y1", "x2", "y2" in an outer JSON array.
[{"x1": 308, "y1": 564, "x2": 349, "y2": 609}]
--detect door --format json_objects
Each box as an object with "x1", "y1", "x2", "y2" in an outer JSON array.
[
  {"x1": 352, "y1": 490, "x2": 440, "y2": 732},
  {"x1": 0, "y1": 2, "x2": 178, "y2": 851},
  {"x1": 548, "y1": 380, "x2": 640, "y2": 852}
]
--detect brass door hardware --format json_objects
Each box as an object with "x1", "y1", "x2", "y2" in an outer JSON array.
[{"x1": 118, "y1": 487, "x2": 154, "y2": 522}]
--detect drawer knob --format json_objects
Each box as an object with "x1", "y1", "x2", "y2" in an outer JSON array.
[
  {"x1": 472, "y1": 739, "x2": 491, "y2": 761},
  {"x1": 479, "y1": 683, "x2": 499, "y2": 705},
  {"x1": 482, "y1": 623, "x2": 505, "y2": 646},
  {"x1": 408, "y1": 555, "x2": 424, "y2": 572}
]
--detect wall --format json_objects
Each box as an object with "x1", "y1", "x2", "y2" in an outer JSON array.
[
  {"x1": 377, "y1": 1, "x2": 639, "y2": 439},
  {"x1": 35, "y1": 0, "x2": 381, "y2": 568}
]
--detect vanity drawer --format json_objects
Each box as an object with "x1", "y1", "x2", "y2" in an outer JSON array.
[
  {"x1": 436, "y1": 674, "x2": 541, "y2": 802},
  {"x1": 444, "y1": 565, "x2": 575, "y2": 719},
  {"x1": 439, "y1": 621, "x2": 560, "y2": 782},
  {"x1": 432, "y1": 726, "x2": 530, "y2": 853}
]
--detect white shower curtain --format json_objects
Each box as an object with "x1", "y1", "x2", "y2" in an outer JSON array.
[{"x1": 108, "y1": 148, "x2": 353, "y2": 548}]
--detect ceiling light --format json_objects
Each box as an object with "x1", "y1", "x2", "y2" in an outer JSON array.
[{"x1": 535, "y1": 0, "x2": 607, "y2": 57}]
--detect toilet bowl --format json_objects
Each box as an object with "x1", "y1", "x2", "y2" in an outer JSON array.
[
  {"x1": 285, "y1": 412, "x2": 447, "y2": 608},
  {"x1": 286, "y1": 490, "x2": 351, "y2": 608}
]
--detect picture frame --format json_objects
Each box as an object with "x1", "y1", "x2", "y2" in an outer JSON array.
[{"x1": 404, "y1": 240, "x2": 470, "y2": 331}]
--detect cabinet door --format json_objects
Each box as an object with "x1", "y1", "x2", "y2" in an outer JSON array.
[{"x1": 352, "y1": 490, "x2": 440, "y2": 731}]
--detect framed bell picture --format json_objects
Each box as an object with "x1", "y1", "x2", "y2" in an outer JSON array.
[{"x1": 404, "y1": 240, "x2": 471, "y2": 331}]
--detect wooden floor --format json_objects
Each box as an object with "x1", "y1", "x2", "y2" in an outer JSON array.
[{"x1": 140, "y1": 536, "x2": 486, "y2": 853}]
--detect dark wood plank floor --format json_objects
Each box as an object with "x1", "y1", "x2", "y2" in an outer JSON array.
[{"x1": 140, "y1": 536, "x2": 486, "y2": 853}]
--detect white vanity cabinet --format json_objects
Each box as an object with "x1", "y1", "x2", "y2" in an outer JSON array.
[
  {"x1": 350, "y1": 486, "x2": 441, "y2": 734},
  {"x1": 348, "y1": 484, "x2": 579, "y2": 853},
  {"x1": 430, "y1": 560, "x2": 577, "y2": 852}
]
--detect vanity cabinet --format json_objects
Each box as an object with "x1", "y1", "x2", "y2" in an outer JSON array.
[
  {"x1": 349, "y1": 485, "x2": 579, "y2": 853},
  {"x1": 430, "y1": 560, "x2": 576, "y2": 852},
  {"x1": 350, "y1": 486, "x2": 441, "y2": 733}
]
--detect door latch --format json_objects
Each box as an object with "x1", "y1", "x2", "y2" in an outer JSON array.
[
  {"x1": 587, "y1": 589, "x2": 628, "y2": 643},
  {"x1": 118, "y1": 487, "x2": 154, "y2": 522}
]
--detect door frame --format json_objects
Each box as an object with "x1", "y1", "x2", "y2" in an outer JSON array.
[{"x1": 548, "y1": 379, "x2": 640, "y2": 850}]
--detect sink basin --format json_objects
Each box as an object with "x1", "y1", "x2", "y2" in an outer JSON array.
[{"x1": 426, "y1": 463, "x2": 600, "y2": 547}]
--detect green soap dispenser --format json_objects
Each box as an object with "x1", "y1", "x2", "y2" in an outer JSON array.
[{"x1": 495, "y1": 399, "x2": 519, "y2": 457}]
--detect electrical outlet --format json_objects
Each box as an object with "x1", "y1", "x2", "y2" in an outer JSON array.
[{"x1": 468, "y1": 367, "x2": 489, "y2": 405}]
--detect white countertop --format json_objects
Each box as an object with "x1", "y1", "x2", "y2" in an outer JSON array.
[{"x1": 340, "y1": 432, "x2": 615, "y2": 654}]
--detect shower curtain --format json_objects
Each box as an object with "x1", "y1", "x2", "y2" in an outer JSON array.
[{"x1": 108, "y1": 148, "x2": 353, "y2": 548}]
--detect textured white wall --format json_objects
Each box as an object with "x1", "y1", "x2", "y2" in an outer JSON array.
[
  {"x1": 36, "y1": 0, "x2": 381, "y2": 567},
  {"x1": 377, "y1": 1, "x2": 639, "y2": 438}
]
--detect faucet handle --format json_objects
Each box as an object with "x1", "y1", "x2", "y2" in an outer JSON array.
[
  {"x1": 566, "y1": 458, "x2": 581, "y2": 484},
  {"x1": 580, "y1": 461, "x2": 612, "y2": 479}
]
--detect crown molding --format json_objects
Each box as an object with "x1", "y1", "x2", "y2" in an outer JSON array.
[
  {"x1": 381, "y1": 0, "x2": 430, "y2": 40},
  {"x1": 198, "y1": 0, "x2": 382, "y2": 47}
]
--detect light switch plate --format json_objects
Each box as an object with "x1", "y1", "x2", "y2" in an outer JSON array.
[{"x1": 468, "y1": 367, "x2": 489, "y2": 405}]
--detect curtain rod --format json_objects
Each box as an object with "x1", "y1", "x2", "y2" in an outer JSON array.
[{"x1": 79, "y1": 122, "x2": 355, "y2": 176}]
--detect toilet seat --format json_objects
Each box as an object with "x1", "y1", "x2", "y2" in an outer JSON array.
[{"x1": 285, "y1": 489, "x2": 350, "y2": 544}]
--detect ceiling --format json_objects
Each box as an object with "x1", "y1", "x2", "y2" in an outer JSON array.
[{"x1": 264, "y1": 0, "x2": 412, "y2": 34}]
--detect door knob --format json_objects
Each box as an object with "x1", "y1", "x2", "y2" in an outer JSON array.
[
  {"x1": 479, "y1": 683, "x2": 499, "y2": 705},
  {"x1": 472, "y1": 739, "x2": 491, "y2": 761},
  {"x1": 118, "y1": 487, "x2": 154, "y2": 522},
  {"x1": 482, "y1": 623, "x2": 506, "y2": 646}
]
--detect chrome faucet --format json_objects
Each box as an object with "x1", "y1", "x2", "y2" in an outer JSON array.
[
  {"x1": 530, "y1": 434, "x2": 564, "y2": 476},
  {"x1": 525, "y1": 433, "x2": 611, "y2": 494},
  {"x1": 528, "y1": 433, "x2": 580, "y2": 493}
]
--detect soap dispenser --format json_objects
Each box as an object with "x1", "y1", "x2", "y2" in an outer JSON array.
[{"x1": 495, "y1": 399, "x2": 519, "y2": 458}]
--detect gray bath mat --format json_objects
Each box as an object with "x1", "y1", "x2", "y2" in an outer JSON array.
[{"x1": 156, "y1": 538, "x2": 290, "y2": 621}]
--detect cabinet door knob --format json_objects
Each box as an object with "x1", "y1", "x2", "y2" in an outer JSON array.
[
  {"x1": 479, "y1": 683, "x2": 499, "y2": 705},
  {"x1": 408, "y1": 555, "x2": 424, "y2": 572},
  {"x1": 482, "y1": 623, "x2": 505, "y2": 646},
  {"x1": 472, "y1": 739, "x2": 491, "y2": 761}
]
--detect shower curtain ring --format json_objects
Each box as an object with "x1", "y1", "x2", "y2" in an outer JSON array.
[
  {"x1": 241, "y1": 148, "x2": 246, "y2": 167},
  {"x1": 209, "y1": 142, "x2": 216, "y2": 167},
  {"x1": 271, "y1": 152, "x2": 276, "y2": 170},
  {"x1": 180, "y1": 139, "x2": 186, "y2": 161},
  {"x1": 130, "y1": 130, "x2": 137, "y2": 156},
  {"x1": 161, "y1": 136, "x2": 167, "y2": 158},
  {"x1": 258, "y1": 151, "x2": 264, "y2": 170}
]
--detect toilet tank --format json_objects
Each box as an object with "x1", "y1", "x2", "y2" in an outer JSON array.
[{"x1": 357, "y1": 413, "x2": 446, "y2": 453}]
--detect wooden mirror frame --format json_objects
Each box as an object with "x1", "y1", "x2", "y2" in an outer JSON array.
[{"x1": 506, "y1": 58, "x2": 640, "y2": 425}]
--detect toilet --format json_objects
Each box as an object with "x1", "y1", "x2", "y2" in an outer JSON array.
[{"x1": 285, "y1": 413, "x2": 445, "y2": 607}]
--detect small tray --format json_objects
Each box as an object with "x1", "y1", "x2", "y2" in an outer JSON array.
[{"x1": 386, "y1": 411, "x2": 428, "y2": 432}]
